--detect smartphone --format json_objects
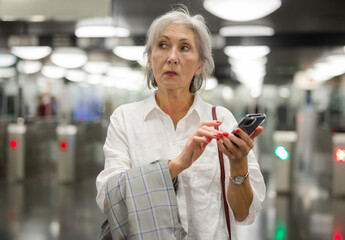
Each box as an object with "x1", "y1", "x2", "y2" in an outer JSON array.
[{"x1": 236, "y1": 113, "x2": 266, "y2": 136}]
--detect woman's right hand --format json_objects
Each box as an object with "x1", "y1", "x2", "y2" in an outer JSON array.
[{"x1": 168, "y1": 120, "x2": 223, "y2": 178}]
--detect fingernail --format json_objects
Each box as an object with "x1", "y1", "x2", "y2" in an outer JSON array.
[
  {"x1": 223, "y1": 132, "x2": 229, "y2": 137},
  {"x1": 235, "y1": 129, "x2": 240, "y2": 133},
  {"x1": 216, "y1": 121, "x2": 222, "y2": 124},
  {"x1": 206, "y1": 139, "x2": 211, "y2": 142},
  {"x1": 217, "y1": 138, "x2": 220, "y2": 141}
]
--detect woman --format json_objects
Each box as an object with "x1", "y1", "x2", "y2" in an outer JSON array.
[{"x1": 96, "y1": 6, "x2": 266, "y2": 240}]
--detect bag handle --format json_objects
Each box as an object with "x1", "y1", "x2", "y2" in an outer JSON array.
[{"x1": 212, "y1": 106, "x2": 231, "y2": 240}]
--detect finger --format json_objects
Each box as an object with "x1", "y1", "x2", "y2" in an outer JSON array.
[
  {"x1": 220, "y1": 136, "x2": 250, "y2": 160},
  {"x1": 232, "y1": 128, "x2": 254, "y2": 149},
  {"x1": 217, "y1": 138, "x2": 236, "y2": 159},
  {"x1": 197, "y1": 128, "x2": 223, "y2": 140},
  {"x1": 249, "y1": 126, "x2": 264, "y2": 140},
  {"x1": 227, "y1": 132, "x2": 246, "y2": 149},
  {"x1": 200, "y1": 120, "x2": 222, "y2": 128},
  {"x1": 193, "y1": 135, "x2": 211, "y2": 144},
  {"x1": 193, "y1": 136, "x2": 211, "y2": 152}
]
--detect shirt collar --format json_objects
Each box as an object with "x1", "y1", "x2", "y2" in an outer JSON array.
[{"x1": 143, "y1": 91, "x2": 204, "y2": 121}]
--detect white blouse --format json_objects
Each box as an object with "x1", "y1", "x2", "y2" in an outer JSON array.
[{"x1": 96, "y1": 92, "x2": 266, "y2": 240}]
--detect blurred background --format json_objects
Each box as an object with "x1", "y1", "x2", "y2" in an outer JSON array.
[{"x1": 0, "y1": 0, "x2": 345, "y2": 239}]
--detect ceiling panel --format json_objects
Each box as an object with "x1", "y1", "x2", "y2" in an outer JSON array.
[
  {"x1": 0, "y1": 0, "x2": 344, "y2": 86},
  {"x1": 0, "y1": 0, "x2": 108, "y2": 21}
]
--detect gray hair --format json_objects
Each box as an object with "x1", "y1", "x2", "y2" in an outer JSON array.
[{"x1": 144, "y1": 6, "x2": 215, "y2": 93}]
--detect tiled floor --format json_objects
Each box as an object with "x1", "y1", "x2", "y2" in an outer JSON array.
[
  {"x1": 0, "y1": 176, "x2": 105, "y2": 240},
  {"x1": 1, "y1": 172, "x2": 344, "y2": 240}
]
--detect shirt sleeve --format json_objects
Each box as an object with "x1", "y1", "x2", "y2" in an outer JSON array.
[
  {"x1": 216, "y1": 106, "x2": 266, "y2": 225},
  {"x1": 96, "y1": 106, "x2": 132, "y2": 212},
  {"x1": 235, "y1": 150, "x2": 266, "y2": 225}
]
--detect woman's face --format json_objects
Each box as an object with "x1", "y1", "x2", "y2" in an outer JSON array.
[{"x1": 148, "y1": 23, "x2": 203, "y2": 92}]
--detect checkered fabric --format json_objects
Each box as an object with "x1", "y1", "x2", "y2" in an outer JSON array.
[{"x1": 99, "y1": 160, "x2": 187, "y2": 240}]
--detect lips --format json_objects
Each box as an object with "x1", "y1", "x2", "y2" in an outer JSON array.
[{"x1": 165, "y1": 71, "x2": 178, "y2": 76}]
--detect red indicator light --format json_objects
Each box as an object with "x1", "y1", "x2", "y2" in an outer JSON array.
[
  {"x1": 335, "y1": 148, "x2": 345, "y2": 162},
  {"x1": 60, "y1": 141, "x2": 68, "y2": 151},
  {"x1": 9, "y1": 139, "x2": 17, "y2": 149},
  {"x1": 333, "y1": 232, "x2": 343, "y2": 240}
]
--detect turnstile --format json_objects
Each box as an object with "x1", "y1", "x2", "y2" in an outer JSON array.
[
  {"x1": 273, "y1": 131, "x2": 297, "y2": 194},
  {"x1": 332, "y1": 133, "x2": 345, "y2": 196},
  {"x1": 7, "y1": 118, "x2": 26, "y2": 181},
  {"x1": 56, "y1": 124, "x2": 77, "y2": 183}
]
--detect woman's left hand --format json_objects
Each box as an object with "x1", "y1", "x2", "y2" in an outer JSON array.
[{"x1": 217, "y1": 126, "x2": 263, "y2": 165}]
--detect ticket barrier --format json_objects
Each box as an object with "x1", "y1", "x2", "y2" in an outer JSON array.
[
  {"x1": 332, "y1": 133, "x2": 345, "y2": 196},
  {"x1": 56, "y1": 124, "x2": 77, "y2": 183},
  {"x1": 273, "y1": 131, "x2": 297, "y2": 194},
  {"x1": 7, "y1": 118, "x2": 27, "y2": 182}
]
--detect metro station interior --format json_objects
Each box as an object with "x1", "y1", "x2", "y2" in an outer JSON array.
[{"x1": 1, "y1": 0, "x2": 345, "y2": 239}]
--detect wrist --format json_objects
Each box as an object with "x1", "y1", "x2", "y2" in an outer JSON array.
[
  {"x1": 229, "y1": 157, "x2": 248, "y2": 177},
  {"x1": 168, "y1": 158, "x2": 185, "y2": 179},
  {"x1": 229, "y1": 170, "x2": 249, "y2": 185}
]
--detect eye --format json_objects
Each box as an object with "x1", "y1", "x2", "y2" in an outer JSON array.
[
  {"x1": 159, "y1": 42, "x2": 167, "y2": 49},
  {"x1": 181, "y1": 45, "x2": 190, "y2": 51}
]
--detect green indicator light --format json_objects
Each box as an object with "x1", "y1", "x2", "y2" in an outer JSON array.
[
  {"x1": 275, "y1": 146, "x2": 289, "y2": 160},
  {"x1": 275, "y1": 224, "x2": 286, "y2": 240}
]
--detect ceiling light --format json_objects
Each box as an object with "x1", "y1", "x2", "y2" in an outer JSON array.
[
  {"x1": 29, "y1": 15, "x2": 46, "y2": 22},
  {"x1": 203, "y1": 0, "x2": 282, "y2": 22},
  {"x1": 250, "y1": 85, "x2": 263, "y2": 98},
  {"x1": 293, "y1": 71, "x2": 318, "y2": 90},
  {"x1": 233, "y1": 65, "x2": 266, "y2": 78},
  {"x1": 0, "y1": 53, "x2": 17, "y2": 67},
  {"x1": 236, "y1": 71, "x2": 266, "y2": 84},
  {"x1": 306, "y1": 54, "x2": 345, "y2": 82},
  {"x1": 87, "y1": 74, "x2": 104, "y2": 85},
  {"x1": 11, "y1": 46, "x2": 52, "y2": 60},
  {"x1": 65, "y1": 70, "x2": 86, "y2": 82},
  {"x1": 75, "y1": 17, "x2": 130, "y2": 38},
  {"x1": 106, "y1": 66, "x2": 145, "y2": 91},
  {"x1": 83, "y1": 61, "x2": 110, "y2": 74},
  {"x1": 326, "y1": 54, "x2": 345, "y2": 66},
  {"x1": 113, "y1": 46, "x2": 146, "y2": 61},
  {"x1": 41, "y1": 65, "x2": 66, "y2": 79},
  {"x1": 107, "y1": 66, "x2": 133, "y2": 78},
  {"x1": 219, "y1": 25, "x2": 274, "y2": 37},
  {"x1": 224, "y1": 46, "x2": 270, "y2": 60},
  {"x1": 50, "y1": 48, "x2": 88, "y2": 69},
  {"x1": 17, "y1": 60, "x2": 42, "y2": 74},
  {"x1": 229, "y1": 57, "x2": 267, "y2": 68},
  {"x1": 314, "y1": 62, "x2": 345, "y2": 77}
]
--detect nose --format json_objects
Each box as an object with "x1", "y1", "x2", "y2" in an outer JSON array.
[{"x1": 167, "y1": 48, "x2": 178, "y2": 64}]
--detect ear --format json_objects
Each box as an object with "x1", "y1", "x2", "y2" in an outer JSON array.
[{"x1": 196, "y1": 60, "x2": 205, "y2": 75}]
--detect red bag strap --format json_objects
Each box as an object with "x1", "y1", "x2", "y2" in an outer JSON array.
[{"x1": 212, "y1": 106, "x2": 231, "y2": 239}]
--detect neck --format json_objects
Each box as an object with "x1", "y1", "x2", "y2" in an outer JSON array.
[{"x1": 155, "y1": 89, "x2": 194, "y2": 129}]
